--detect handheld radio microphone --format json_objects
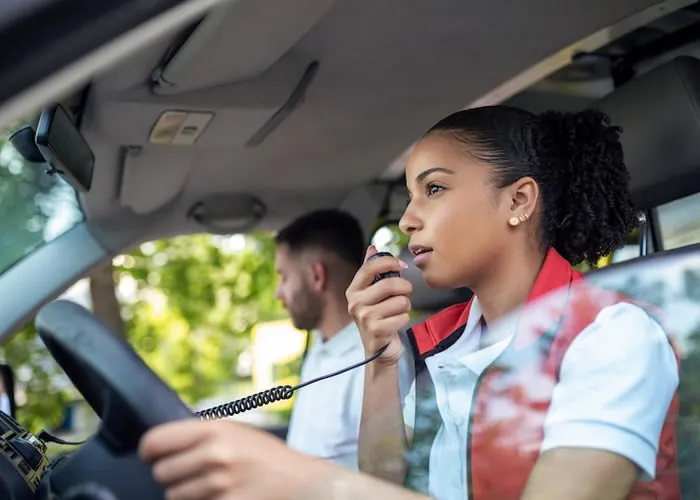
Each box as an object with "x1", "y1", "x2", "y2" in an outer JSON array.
[
  {"x1": 368, "y1": 251, "x2": 401, "y2": 282},
  {"x1": 197, "y1": 251, "x2": 401, "y2": 420}
]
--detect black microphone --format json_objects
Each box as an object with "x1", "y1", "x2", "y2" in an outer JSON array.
[
  {"x1": 366, "y1": 251, "x2": 402, "y2": 357},
  {"x1": 368, "y1": 251, "x2": 401, "y2": 284}
]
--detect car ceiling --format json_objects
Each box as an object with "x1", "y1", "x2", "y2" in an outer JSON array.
[{"x1": 76, "y1": 0, "x2": 681, "y2": 249}]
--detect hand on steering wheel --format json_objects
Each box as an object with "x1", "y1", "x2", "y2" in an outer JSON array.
[{"x1": 35, "y1": 299, "x2": 194, "y2": 498}]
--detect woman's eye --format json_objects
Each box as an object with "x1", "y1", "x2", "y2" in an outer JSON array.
[{"x1": 426, "y1": 183, "x2": 444, "y2": 196}]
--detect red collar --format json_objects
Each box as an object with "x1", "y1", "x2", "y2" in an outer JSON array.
[{"x1": 411, "y1": 248, "x2": 582, "y2": 357}]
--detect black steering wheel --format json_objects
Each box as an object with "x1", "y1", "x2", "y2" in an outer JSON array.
[{"x1": 34, "y1": 299, "x2": 194, "y2": 498}]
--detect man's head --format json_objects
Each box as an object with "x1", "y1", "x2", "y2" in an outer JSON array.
[{"x1": 274, "y1": 210, "x2": 365, "y2": 331}]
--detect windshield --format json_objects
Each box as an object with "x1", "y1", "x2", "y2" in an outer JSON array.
[{"x1": 0, "y1": 125, "x2": 84, "y2": 276}]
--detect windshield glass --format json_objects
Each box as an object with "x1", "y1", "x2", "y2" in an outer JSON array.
[{"x1": 0, "y1": 125, "x2": 84, "y2": 276}]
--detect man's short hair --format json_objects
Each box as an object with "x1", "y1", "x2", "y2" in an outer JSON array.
[{"x1": 275, "y1": 209, "x2": 365, "y2": 269}]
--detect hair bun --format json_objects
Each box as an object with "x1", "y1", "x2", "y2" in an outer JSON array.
[
  {"x1": 535, "y1": 109, "x2": 637, "y2": 266},
  {"x1": 538, "y1": 109, "x2": 622, "y2": 172}
]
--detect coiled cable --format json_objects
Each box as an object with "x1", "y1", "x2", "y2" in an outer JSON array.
[{"x1": 197, "y1": 343, "x2": 389, "y2": 420}]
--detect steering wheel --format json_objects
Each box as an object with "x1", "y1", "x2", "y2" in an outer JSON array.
[{"x1": 34, "y1": 299, "x2": 194, "y2": 498}]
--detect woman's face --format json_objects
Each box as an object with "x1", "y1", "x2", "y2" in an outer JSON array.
[{"x1": 399, "y1": 133, "x2": 513, "y2": 289}]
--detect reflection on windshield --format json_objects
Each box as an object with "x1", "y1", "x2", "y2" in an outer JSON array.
[
  {"x1": 391, "y1": 249, "x2": 700, "y2": 499},
  {"x1": 0, "y1": 130, "x2": 83, "y2": 275}
]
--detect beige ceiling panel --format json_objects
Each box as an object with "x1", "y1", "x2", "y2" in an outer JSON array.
[{"x1": 152, "y1": 0, "x2": 337, "y2": 94}]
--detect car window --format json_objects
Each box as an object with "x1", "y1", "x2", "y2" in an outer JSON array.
[
  {"x1": 657, "y1": 192, "x2": 700, "y2": 250},
  {"x1": 574, "y1": 228, "x2": 642, "y2": 272},
  {"x1": 371, "y1": 222, "x2": 409, "y2": 256},
  {"x1": 0, "y1": 124, "x2": 84, "y2": 276}
]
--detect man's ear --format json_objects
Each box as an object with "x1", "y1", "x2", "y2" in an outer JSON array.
[
  {"x1": 308, "y1": 261, "x2": 328, "y2": 293},
  {"x1": 506, "y1": 176, "x2": 539, "y2": 219}
]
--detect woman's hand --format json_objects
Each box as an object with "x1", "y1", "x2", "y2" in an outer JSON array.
[
  {"x1": 346, "y1": 246, "x2": 412, "y2": 367},
  {"x1": 139, "y1": 419, "x2": 325, "y2": 500},
  {"x1": 139, "y1": 419, "x2": 430, "y2": 500}
]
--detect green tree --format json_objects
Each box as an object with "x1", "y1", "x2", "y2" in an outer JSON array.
[
  {"x1": 0, "y1": 126, "x2": 82, "y2": 434},
  {"x1": 3, "y1": 327, "x2": 74, "y2": 433},
  {"x1": 0, "y1": 130, "x2": 82, "y2": 275},
  {"x1": 116, "y1": 232, "x2": 286, "y2": 406},
  {"x1": 2, "y1": 230, "x2": 286, "y2": 432},
  {"x1": 372, "y1": 223, "x2": 409, "y2": 256}
]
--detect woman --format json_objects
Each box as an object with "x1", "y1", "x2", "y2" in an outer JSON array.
[
  {"x1": 346, "y1": 106, "x2": 680, "y2": 499},
  {"x1": 138, "y1": 106, "x2": 679, "y2": 500}
]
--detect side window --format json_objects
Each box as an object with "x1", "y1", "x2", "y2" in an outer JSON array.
[
  {"x1": 0, "y1": 125, "x2": 84, "y2": 276},
  {"x1": 371, "y1": 223, "x2": 408, "y2": 256},
  {"x1": 657, "y1": 192, "x2": 700, "y2": 250},
  {"x1": 4, "y1": 232, "x2": 295, "y2": 445}
]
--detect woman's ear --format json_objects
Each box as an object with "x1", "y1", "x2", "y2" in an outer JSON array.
[{"x1": 508, "y1": 176, "x2": 539, "y2": 219}]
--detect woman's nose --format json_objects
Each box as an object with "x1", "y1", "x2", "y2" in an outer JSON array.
[{"x1": 399, "y1": 204, "x2": 422, "y2": 235}]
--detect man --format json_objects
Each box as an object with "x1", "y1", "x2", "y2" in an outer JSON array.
[{"x1": 273, "y1": 209, "x2": 367, "y2": 470}]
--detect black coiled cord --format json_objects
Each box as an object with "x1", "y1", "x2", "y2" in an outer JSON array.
[
  {"x1": 196, "y1": 343, "x2": 389, "y2": 420},
  {"x1": 197, "y1": 386, "x2": 294, "y2": 420},
  {"x1": 198, "y1": 253, "x2": 400, "y2": 421}
]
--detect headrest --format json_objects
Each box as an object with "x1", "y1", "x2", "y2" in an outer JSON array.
[
  {"x1": 594, "y1": 56, "x2": 700, "y2": 209},
  {"x1": 398, "y1": 247, "x2": 472, "y2": 312}
]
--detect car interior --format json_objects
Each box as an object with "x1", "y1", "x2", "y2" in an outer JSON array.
[
  {"x1": 2, "y1": 0, "x2": 700, "y2": 330},
  {"x1": 3, "y1": 0, "x2": 700, "y2": 498}
]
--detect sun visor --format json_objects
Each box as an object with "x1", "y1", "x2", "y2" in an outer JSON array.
[
  {"x1": 151, "y1": 0, "x2": 336, "y2": 95},
  {"x1": 593, "y1": 56, "x2": 700, "y2": 209}
]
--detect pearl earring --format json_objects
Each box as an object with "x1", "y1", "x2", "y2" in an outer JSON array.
[{"x1": 508, "y1": 216, "x2": 520, "y2": 226}]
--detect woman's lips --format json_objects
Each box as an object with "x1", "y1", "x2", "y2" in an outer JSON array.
[{"x1": 412, "y1": 249, "x2": 433, "y2": 267}]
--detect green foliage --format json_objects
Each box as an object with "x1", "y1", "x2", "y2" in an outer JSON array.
[
  {"x1": 3, "y1": 327, "x2": 74, "y2": 433},
  {"x1": 115, "y1": 232, "x2": 286, "y2": 406},
  {"x1": 0, "y1": 127, "x2": 82, "y2": 434},
  {"x1": 0, "y1": 133, "x2": 83, "y2": 276},
  {"x1": 2, "y1": 230, "x2": 286, "y2": 432},
  {"x1": 372, "y1": 223, "x2": 409, "y2": 256}
]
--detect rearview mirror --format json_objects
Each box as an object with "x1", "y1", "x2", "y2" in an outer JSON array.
[
  {"x1": 0, "y1": 363, "x2": 16, "y2": 419},
  {"x1": 8, "y1": 104, "x2": 95, "y2": 193},
  {"x1": 35, "y1": 105, "x2": 94, "y2": 192}
]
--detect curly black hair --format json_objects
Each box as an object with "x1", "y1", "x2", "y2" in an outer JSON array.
[{"x1": 426, "y1": 105, "x2": 638, "y2": 266}]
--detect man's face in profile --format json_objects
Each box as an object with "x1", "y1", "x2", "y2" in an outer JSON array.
[{"x1": 274, "y1": 244, "x2": 323, "y2": 331}]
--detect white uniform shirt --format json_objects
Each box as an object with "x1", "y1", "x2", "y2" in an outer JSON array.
[
  {"x1": 403, "y1": 297, "x2": 679, "y2": 500},
  {"x1": 287, "y1": 322, "x2": 413, "y2": 469}
]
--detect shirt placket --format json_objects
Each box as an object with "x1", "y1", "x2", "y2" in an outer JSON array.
[{"x1": 448, "y1": 362, "x2": 477, "y2": 498}]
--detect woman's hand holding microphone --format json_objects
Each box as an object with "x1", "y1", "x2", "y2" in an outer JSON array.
[{"x1": 346, "y1": 245, "x2": 413, "y2": 367}]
